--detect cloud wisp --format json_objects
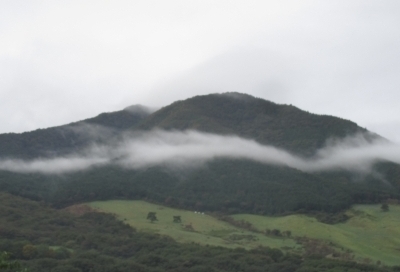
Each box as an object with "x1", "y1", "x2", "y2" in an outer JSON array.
[
  {"x1": 0, "y1": 130, "x2": 398, "y2": 174},
  {"x1": 0, "y1": 157, "x2": 108, "y2": 174}
]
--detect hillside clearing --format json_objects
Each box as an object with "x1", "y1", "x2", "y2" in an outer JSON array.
[
  {"x1": 87, "y1": 200, "x2": 400, "y2": 266},
  {"x1": 233, "y1": 204, "x2": 400, "y2": 266},
  {"x1": 87, "y1": 200, "x2": 299, "y2": 251}
]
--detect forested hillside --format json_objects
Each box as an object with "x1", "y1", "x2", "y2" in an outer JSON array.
[
  {"x1": 0, "y1": 93, "x2": 374, "y2": 159},
  {"x1": 1, "y1": 160, "x2": 394, "y2": 216},
  {"x1": 0, "y1": 105, "x2": 150, "y2": 159},
  {"x1": 139, "y1": 93, "x2": 371, "y2": 155},
  {"x1": 0, "y1": 93, "x2": 399, "y2": 217}
]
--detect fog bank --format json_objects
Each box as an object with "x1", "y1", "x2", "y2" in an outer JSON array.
[{"x1": 0, "y1": 130, "x2": 398, "y2": 174}]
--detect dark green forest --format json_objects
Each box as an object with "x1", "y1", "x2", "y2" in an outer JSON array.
[{"x1": 1, "y1": 159, "x2": 396, "y2": 218}]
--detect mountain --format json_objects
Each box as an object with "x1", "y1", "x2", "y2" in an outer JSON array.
[
  {"x1": 0, "y1": 93, "x2": 372, "y2": 159},
  {"x1": 139, "y1": 93, "x2": 370, "y2": 155},
  {"x1": 0, "y1": 93, "x2": 398, "y2": 216},
  {"x1": 0, "y1": 105, "x2": 151, "y2": 159},
  {"x1": 0, "y1": 93, "x2": 375, "y2": 159}
]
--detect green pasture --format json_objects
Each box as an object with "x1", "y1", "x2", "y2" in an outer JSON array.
[
  {"x1": 87, "y1": 200, "x2": 400, "y2": 265},
  {"x1": 87, "y1": 200, "x2": 299, "y2": 251},
  {"x1": 233, "y1": 204, "x2": 400, "y2": 266}
]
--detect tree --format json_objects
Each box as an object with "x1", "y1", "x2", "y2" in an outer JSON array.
[
  {"x1": 22, "y1": 244, "x2": 37, "y2": 259},
  {"x1": 282, "y1": 230, "x2": 292, "y2": 238},
  {"x1": 271, "y1": 229, "x2": 282, "y2": 237},
  {"x1": 173, "y1": 216, "x2": 182, "y2": 223},
  {"x1": 184, "y1": 223, "x2": 194, "y2": 231},
  {"x1": 147, "y1": 212, "x2": 158, "y2": 223},
  {"x1": 381, "y1": 203, "x2": 389, "y2": 212}
]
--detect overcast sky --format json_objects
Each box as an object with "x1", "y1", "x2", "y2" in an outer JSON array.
[{"x1": 1, "y1": 1, "x2": 400, "y2": 141}]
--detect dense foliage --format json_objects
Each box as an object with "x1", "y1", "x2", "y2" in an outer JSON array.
[
  {"x1": 0, "y1": 192, "x2": 397, "y2": 272},
  {"x1": 0, "y1": 159, "x2": 396, "y2": 216}
]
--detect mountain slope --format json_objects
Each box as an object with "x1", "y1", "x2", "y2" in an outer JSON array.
[
  {"x1": 0, "y1": 93, "x2": 398, "y2": 216},
  {"x1": 0, "y1": 105, "x2": 151, "y2": 159},
  {"x1": 0, "y1": 93, "x2": 375, "y2": 158},
  {"x1": 139, "y1": 93, "x2": 371, "y2": 155}
]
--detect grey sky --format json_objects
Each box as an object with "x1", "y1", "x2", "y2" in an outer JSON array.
[{"x1": 1, "y1": 1, "x2": 400, "y2": 141}]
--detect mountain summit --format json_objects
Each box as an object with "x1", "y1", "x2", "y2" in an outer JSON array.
[{"x1": 140, "y1": 93, "x2": 368, "y2": 155}]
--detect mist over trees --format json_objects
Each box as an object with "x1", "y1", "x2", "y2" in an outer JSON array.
[{"x1": 0, "y1": 94, "x2": 399, "y2": 216}]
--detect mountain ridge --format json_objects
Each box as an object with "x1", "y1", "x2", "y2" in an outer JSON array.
[
  {"x1": 0, "y1": 105, "x2": 151, "y2": 159},
  {"x1": 0, "y1": 93, "x2": 372, "y2": 158},
  {"x1": 0, "y1": 92, "x2": 398, "y2": 216},
  {"x1": 138, "y1": 92, "x2": 372, "y2": 155}
]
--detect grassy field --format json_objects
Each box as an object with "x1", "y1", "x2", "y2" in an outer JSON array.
[
  {"x1": 87, "y1": 200, "x2": 299, "y2": 251},
  {"x1": 87, "y1": 200, "x2": 400, "y2": 266},
  {"x1": 233, "y1": 204, "x2": 400, "y2": 266}
]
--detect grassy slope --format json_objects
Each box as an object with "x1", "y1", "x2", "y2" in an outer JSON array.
[
  {"x1": 233, "y1": 204, "x2": 400, "y2": 266},
  {"x1": 88, "y1": 200, "x2": 400, "y2": 266},
  {"x1": 87, "y1": 200, "x2": 299, "y2": 251}
]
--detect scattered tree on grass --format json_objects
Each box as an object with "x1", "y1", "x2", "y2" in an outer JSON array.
[
  {"x1": 271, "y1": 229, "x2": 282, "y2": 236},
  {"x1": 381, "y1": 203, "x2": 389, "y2": 212},
  {"x1": 173, "y1": 216, "x2": 182, "y2": 223},
  {"x1": 282, "y1": 230, "x2": 292, "y2": 237},
  {"x1": 147, "y1": 212, "x2": 158, "y2": 223},
  {"x1": 266, "y1": 229, "x2": 292, "y2": 238},
  {"x1": 184, "y1": 223, "x2": 194, "y2": 231}
]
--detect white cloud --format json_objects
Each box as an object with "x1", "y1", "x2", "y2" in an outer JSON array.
[
  {"x1": 0, "y1": 157, "x2": 109, "y2": 174},
  {"x1": 0, "y1": 130, "x2": 398, "y2": 175}
]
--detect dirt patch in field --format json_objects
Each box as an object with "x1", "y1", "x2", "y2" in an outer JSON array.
[{"x1": 64, "y1": 204, "x2": 99, "y2": 216}]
